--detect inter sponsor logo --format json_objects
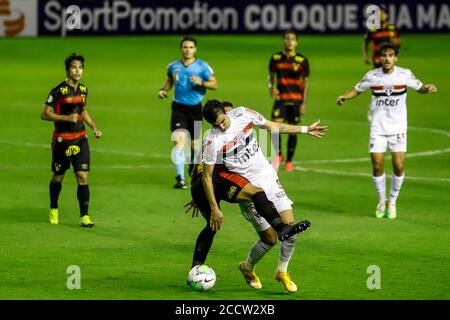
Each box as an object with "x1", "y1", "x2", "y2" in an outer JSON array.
[{"x1": 375, "y1": 98, "x2": 400, "y2": 107}]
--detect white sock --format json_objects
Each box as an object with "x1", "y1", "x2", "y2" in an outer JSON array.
[
  {"x1": 244, "y1": 240, "x2": 273, "y2": 271},
  {"x1": 278, "y1": 235, "x2": 296, "y2": 272},
  {"x1": 372, "y1": 174, "x2": 387, "y2": 203},
  {"x1": 389, "y1": 173, "x2": 405, "y2": 205}
]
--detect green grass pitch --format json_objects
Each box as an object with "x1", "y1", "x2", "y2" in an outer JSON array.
[{"x1": 0, "y1": 34, "x2": 449, "y2": 300}]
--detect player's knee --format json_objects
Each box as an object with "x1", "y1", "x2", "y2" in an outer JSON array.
[
  {"x1": 245, "y1": 185, "x2": 263, "y2": 198},
  {"x1": 75, "y1": 171, "x2": 88, "y2": 184},
  {"x1": 261, "y1": 229, "x2": 277, "y2": 247},
  {"x1": 372, "y1": 163, "x2": 384, "y2": 176},
  {"x1": 52, "y1": 175, "x2": 64, "y2": 184},
  {"x1": 393, "y1": 165, "x2": 404, "y2": 176}
]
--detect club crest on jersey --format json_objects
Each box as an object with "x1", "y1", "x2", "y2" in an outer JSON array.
[{"x1": 384, "y1": 85, "x2": 394, "y2": 96}]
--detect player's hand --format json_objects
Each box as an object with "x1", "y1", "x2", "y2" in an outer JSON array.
[
  {"x1": 191, "y1": 75, "x2": 203, "y2": 87},
  {"x1": 426, "y1": 84, "x2": 438, "y2": 93},
  {"x1": 336, "y1": 95, "x2": 346, "y2": 105},
  {"x1": 67, "y1": 113, "x2": 79, "y2": 123},
  {"x1": 209, "y1": 207, "x2": 224, "y2": 231},
  {"x1": 307, "y1": 120, "x2": 328, "y2": 138},
  {"x1": 93, "y1": 129, "x2": 102, "y2": 139},
  {"x1": 300, "y1": 103, "x2": 306, "y2": 115},
  {"x1": 184, "y1": 200, "x2": 199, "y2": 218},
  {"x1": 158, "y1": 90, "x2": 167, "y2": 99}
]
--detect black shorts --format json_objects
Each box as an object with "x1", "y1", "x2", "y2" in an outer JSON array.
[
  {"x1": 271, "y1": 100, "x2": 302, "y2": 124},
  {"x1": 51, "y1": 137, "x2": 90, "y2": 174},
  {"x1": 191, "y1": 171, "x2": 250, "y2": 218},
  {"x1": 170, "y1": 101, "x2": 202, "y2": 140}
]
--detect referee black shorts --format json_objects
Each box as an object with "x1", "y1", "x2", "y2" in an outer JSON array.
[{"x1": 170, "y1": 101, "x2": 202, "y2": 140}]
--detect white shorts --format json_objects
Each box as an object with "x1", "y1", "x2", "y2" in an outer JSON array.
[
  {"x1": 249, "y1": 169, "x2": 293, "y2": 213},
  {"x1": 369, "y1": 133, "x2": 407, "y2": 153},
  {"x1": 239, "y1": 202, "x2": 271, "y2": 233}
]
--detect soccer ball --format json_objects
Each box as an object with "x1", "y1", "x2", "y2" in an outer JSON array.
[{"x1": 187, "y1": 264, "x2": 216, "y2": 291}]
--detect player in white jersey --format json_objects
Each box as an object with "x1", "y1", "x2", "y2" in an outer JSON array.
[
  {"x1": 201, "y1": 99, "x2": 327, "y2": 292},
  {"x1": 337, "y1": 43, "x2": 437, "y2": 219}
]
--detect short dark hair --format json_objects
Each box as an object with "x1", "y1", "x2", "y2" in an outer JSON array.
[
  {"x1": 379, "y1": 43, "x2": 399, "y2": 56},
  {"x1": 65, "y1": 53, "x2": 84, "y2": 72},
  {"x1": 282, "y1": 30, "x2": 297, "y2": 39},
  {"x1": 221, "y1": 101, "x2": 234, "y2": 109},
  {"x1": 202, "y1": 100, "x2": 225, "y2": 125},
  {"x1": 180, "y1": 35, "x2": 197, "y2": 48}
]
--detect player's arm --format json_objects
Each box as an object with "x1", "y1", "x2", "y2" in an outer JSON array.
[
  {"x1": 261, "y1": 119, "x2": 327, "y2": 138},
  {"x1": 417, "y1": 84, "x2": 438, "y2": 94},
  {"x1": 337, "y1": 88, "x2": 361, "y2": 105},
  {"x1": 268, "y1": 72, "x2": 279, "y2": 100},
  {"x1": 300, "y1": 77, "x2": 309, "y2": 115},
  {"x1": 363, "y1": 32, "x2": 372, "y2": 65},
  {"x1": 82, "y1": 107, "x2": 102, "y2": 138},
  {"x1": 158, "y1": 77, "x2": 174, "y2": 99},
  {"x1": 191, "y1": 75, "x2": 218, "y2": 90},
  {"x1": 202, "y1": 163, "x2": 224, "y2": 231},
  {"x1": 41, "y1": 105, "x2": 78, "y2": 123}
]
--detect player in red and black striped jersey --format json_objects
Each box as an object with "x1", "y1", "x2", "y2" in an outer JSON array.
[
  {"x1": 363, "y1": 6, "x2": 401, "y2": 68},
  {"x1": 268, "y1": 30, "x2": 310, "y2": 172},
  {"x1": 41, "y1": 53, "x2": 102, "y2": 227}
]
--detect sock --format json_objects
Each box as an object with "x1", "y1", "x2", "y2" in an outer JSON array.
[
  {"x1": 244, "y1": 240, "x2": 274, "y2": 271},
  {"x1": 77, "y1": 184, "x2": 90, "y2": 217},
  {"x1": 389, "y1": 173, "x2": 404, "y2": 205},
  {"x1": 172, "y1": 148, "x2": 185, "y2": 180},
  {"x1": 49, "y1": 179, "x2": 62, "y2": 209},
  {"x1": 192, "y1": 225, "x2": 216, "y2": 267},
  {"x1": 252, "y1": 191, "x2": 285, "y2": 232},
  {"x1": 278, "y1": 235, "x2": 296, "y2": 272},
  {"x1": 372, "y1": 174, "x2": 386, "y2": 203},
  {"x1": 287, "y1": 134, "x2": 297, "y2": 162}
]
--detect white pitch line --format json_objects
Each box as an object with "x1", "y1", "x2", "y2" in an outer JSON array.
[
  {"x1": 295, "y1": 166, "x2": 450, "y2": 183},
  {"x1": 297, "y1": 148, "x2": 450, "y2": 164}
]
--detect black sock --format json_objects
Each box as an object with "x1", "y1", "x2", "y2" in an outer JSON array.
[
  {"x1": 287, "y1": 134, "x2": 297, "y2": 162},
  {"x1": 252, "y1": 191, "x2": 285, "y2": 232},
  {"x1": 49, "y1": 180, "x2": 62, "y2": 209},
  {"x1": 192, "y1": 225, "x2": 216, "y2": 268},
  {"x1": 77, "y1": 185, "x2": 90, "y2": 217}
]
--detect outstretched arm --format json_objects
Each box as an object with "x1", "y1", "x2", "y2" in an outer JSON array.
[
  {"x1": 337, "y1": 88, "x2": 361, "y2": 105},
  {"x1": 202, "y1": 163, "x2": 223, "y2": 231},
  {"x1": 417, "y1": 84, "x2": 438, "y2": 94},
  {"x1": 261, "y1": 119, "x2": 328, "y2": 138}
]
